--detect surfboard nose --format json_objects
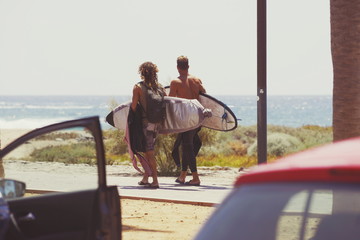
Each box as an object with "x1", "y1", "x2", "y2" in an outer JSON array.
[{"x1": 105, "y1": 112, "x2": 115, "y2": 127}]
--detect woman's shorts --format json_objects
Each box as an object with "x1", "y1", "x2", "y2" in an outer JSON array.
[{"x1": 143, "y1": 123, "x2": 158, "y2": 152}]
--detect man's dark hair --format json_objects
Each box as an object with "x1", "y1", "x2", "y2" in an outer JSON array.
[{"x1": 177, "y1": 56, "x2": 189, "y2": 70}]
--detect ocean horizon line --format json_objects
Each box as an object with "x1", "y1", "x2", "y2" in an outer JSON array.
[{"x1": 0, "y1": 95, "x2": 332, "y2": 129}]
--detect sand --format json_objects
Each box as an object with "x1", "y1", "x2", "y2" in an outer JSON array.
[
  {"x1": 1, "y1": 128, "x2": 32, "y2": 147},
  {"x1": 121, "y1": 198, "x2": 214, "y2": 240}
]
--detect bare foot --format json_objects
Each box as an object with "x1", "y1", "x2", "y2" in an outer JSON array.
[{"x1": 184, "y1": 180, "x2": 200, "y2": 186}]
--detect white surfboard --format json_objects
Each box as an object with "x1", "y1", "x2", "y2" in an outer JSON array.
[
  {"x1": 164, "y1": 87, "x2": 238, "y2": 131},
  {"x1": 106, "y1": 96, "x2": 211, "y2": 134}
]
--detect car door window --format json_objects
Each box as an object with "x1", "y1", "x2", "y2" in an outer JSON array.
[{"x1": 2, "y1": 127, "x2": 98, "y2": 193}]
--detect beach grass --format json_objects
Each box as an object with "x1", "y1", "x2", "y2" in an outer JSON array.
[
  {"x1": 6, "y1": 125, "x2": 332, "y2": 175},
  {"x1": 104, "y1": 125, "x2": 333, "y2": 173},
  {"x1": 29, "y1": 142, "x2": 97, "y2": 165}
]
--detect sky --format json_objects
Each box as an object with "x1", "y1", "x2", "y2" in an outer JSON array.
[{"x1": 0, "y1": 0, "x2": 332, "y2": 96}]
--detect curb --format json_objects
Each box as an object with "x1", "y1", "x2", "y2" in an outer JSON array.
[{"x1": 26, "y1": 189, "x2": 216, "y2": 207}]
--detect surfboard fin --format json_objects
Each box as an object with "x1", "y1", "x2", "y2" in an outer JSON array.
[{"x1": 203, "y1": 108, "x2": 212, "y2": 118}]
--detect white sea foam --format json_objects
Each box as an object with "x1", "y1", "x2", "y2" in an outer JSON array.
[
  {"x1": 25, "y1": 105, "x2": 94, "y2": 110},
  {"x1": 0, "y1": 105, "x2": 95, "y2": 110},
  {"x1": 0, "y1": 118, "x2": 69, "y2": 129}
]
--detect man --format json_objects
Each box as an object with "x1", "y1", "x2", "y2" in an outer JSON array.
[{"x1": 169, "y1": 56, "x2": 206, "y2": 186}]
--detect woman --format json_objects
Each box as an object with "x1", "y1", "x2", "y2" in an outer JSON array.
[{"x1": 130, "y1": 61, "x2": 165, "y2": 188}]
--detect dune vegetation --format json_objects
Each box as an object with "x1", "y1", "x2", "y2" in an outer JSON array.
[
  {"x1": 104, "y1": 125, "x2": 333, "y2": 176},
  {"x1": 21, "y1": 124, "x2": 333, "y2": 176}
]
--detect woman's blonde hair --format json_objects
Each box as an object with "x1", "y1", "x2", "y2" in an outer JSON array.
[
  {"x1": 138, "y1": 62, "x2": 160, "y2": 89},
  {"x1": 139, "y1": 62, "x2": 159, "y2": 86}
]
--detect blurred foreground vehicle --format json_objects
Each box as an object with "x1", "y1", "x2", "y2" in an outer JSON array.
[
  {"x1": 195, "y1": 137, "x2": 360, "y2": 240},
  {"x1": 0, "y1": 116, "x2": 121, "y2": 240}
]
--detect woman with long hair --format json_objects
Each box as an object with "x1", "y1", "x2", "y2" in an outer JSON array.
[{"x1": 130, "y1": 61, "x2": 165, "y2": 188}]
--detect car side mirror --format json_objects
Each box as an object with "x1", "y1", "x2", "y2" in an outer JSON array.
[{"x1": 0, "y1": 179, "x2": 26, "y2": 199}]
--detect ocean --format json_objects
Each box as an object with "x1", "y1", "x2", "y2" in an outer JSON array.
[{"x1": 0, "y1": 95, "x2": 332, "y2": 130}]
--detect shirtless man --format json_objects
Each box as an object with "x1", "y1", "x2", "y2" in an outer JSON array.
[{"x1": 169, "y1": 56, "x2": 206, "y2": 186}]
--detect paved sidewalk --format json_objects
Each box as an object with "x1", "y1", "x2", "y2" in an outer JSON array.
[
  {"x1": 109, "y1": 175, "x2": 238, "y2": 206},
  {"x1": 5, "y1": 160, "x2": 242, "y2": 206},
  {"x1": 107, "y1": 166, "x2": 243, "y2": 206}
]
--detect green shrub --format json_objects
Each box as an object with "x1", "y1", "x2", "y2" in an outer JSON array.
[
  {"x1": 103, "y1": 129, "x2": 128, "y2": 156},
  {"x1": 292, "y1": 125, "x2": 332, "y2": 149},
  {"x1": 29, "y1": 142, "x2": 97, "y2": 165},
  {"x1": 198, "y1": 128, "x2": 219, "y2": 144},
  {"x1": 247, "y1": 133, "x2": 305, "y2": 157},
  {"x1": 228, "y1": 141, "x2": 248, "y2": 156},
  {"x1": 155, "y1": 134, "x2": 178, "y2": 176},
  {"x1": 267, "y1": 125, "x2": 332, "y2": 149}
]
